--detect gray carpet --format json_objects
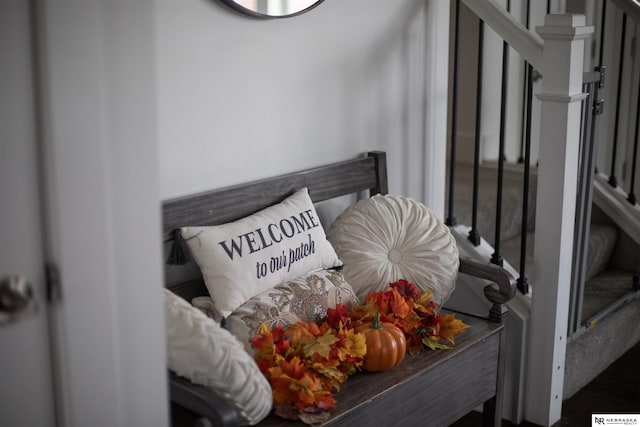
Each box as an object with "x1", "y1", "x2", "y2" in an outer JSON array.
[
  {"x1": 500, "y1": 222, "x2": 618, "y2": 284},
  {"x1": 564, "y1": 272, "x2": 640, "y2": 399},
  {"x1": 581, "y1": 270, "x2": 637, "y2": 321},
  {"x1": 449, "y1": 163, "x2": 537, "y2": 244}
]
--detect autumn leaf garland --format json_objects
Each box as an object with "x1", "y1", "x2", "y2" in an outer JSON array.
[
  {"x1": 252, "y1": 320, "x2": 366, "y2": 423},
  {"x1": 251, "y1": 279, "x2": 469, "y2": 423}
]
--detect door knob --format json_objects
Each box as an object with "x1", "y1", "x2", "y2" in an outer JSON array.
[{"x1": 0, "y1": 275, "x2": 38, "y2": 326}]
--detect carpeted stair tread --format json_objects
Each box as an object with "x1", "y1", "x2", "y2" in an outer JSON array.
[
  {"x1": 581, "y1": 269, "x2": 637, "y2": 321},
  {"x1": 585, "y1": 223, "x2": 618, "y2": 281},
  {"x1": 498, "y1": 222, "x2": 617, "y2": 285},
  {"x1": 500, "y1": 230, "x2": 534, "y2": 278},
  {"x1": 449, "y1": 163, "x2": 537, "y2": 243},
  {"x1": 564, "y1": 270, "x2": 640, "y2": 400}
]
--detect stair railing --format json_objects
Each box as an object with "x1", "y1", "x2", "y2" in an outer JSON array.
[
  {"x1": 461, "y1": 0, "x2": 543, "y2": 69},
  {"x1": 451, "y1": 0, "x2": 544, "y2": 292},
  {"x1": 448, "y1": 0, "x2": 640, "y2": 424},
  {"x1": 449, "y1": 2, "x2": 593, "y2": 424}
]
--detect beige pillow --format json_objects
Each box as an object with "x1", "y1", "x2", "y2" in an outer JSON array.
[
  {"x1": 197, "y1": 269, "x2": 359, "y2": 354},
  {"x1": 181, "y1": 188, "x2": 342, "y2": 318},
  {"x1": 328, "y1": 194, "x2": 459, "y2": 305},
  {"x1": 164, "y1": 289, "x2": 272, "y2": 425}
]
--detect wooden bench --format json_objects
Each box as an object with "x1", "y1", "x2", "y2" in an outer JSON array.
[{"x1": 163, "y1": 151, "x2": 516, "y2": 427}]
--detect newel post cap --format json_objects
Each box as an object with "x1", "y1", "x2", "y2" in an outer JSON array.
[{"x1": 536, "y1": 14, "x2": 593, "y2": 40}]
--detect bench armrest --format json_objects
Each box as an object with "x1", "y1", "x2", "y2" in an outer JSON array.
[
  {"x1": 170, "y1": 371, "x2": 239, "y2": 427},
  {"x1": 458, "y1": 257, "x2": 517, "y2": 322}
]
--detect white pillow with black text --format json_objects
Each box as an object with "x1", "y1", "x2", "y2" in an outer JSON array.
[{"x1": 181, "y1": 187, "x2": 342, "y2": 318}]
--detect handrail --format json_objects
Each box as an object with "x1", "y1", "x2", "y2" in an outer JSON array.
[
  {"x1": 610, "y1": 0, "x2": 640, "y2": 22},
  {"x1": 458, "y1": 257, "x2": 517, "y2": 323},
  {"x1": 461, "y1": 0, "x2": 544, "y2": 72}
]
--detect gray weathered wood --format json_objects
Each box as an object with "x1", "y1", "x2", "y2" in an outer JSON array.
[
  {"x1": 170, "y1": 372, "x2": 238, "y2": 427},
  {"x1": 458, "y1": 258, "x2": 517, "y2": 322},
  {"x1": 257, "y1": 312, "x2": 501, "y2": 427},
  {"x1": 163, "y1": 152, "x2": 387, "y2": 241}
]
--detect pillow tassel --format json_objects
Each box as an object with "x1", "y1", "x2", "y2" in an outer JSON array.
[{"x1": 167, "y1": 229, "x2": 191, "y2": 265}]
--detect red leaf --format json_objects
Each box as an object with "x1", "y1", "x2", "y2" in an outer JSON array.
[{"x1": 389, "y1": 279, "x2": 421, "y2": 300}]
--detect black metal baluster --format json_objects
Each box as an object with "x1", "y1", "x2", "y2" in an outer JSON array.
[
  {"x1": 594, "y1": 1, "x2": 607, "y2": 177},
  {"x1": 609, "y1": 13, "x2": 627, "y2": 188},
  {"x1": 446, "y1": 0, "x2": 461, "y2": 226},
  {"x1": 469, "y1": 19, "x2": 485, "y2": 246},
  {"x1": 598, "y1": 1, "x2": 607, "y2": 67},
  {"x1": 518, "y1": 63, "x2": 534, "y2": 294},
  {"x1": 628, "y1": 80, "x2": 640, "y2": 205},
  {"x1": 491, "y1": 0, "x2": 510, "y2": 267},
  {"x1": 518, "y1": 0, "x2": 531, "y2": 164}
]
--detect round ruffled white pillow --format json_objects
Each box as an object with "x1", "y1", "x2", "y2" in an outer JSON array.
[
  {"x1": 327, "y1": 194, "x2": 459, "y2": 305},
  {"x1": 164, "y1": 289, "x2": 273, "y2": 425}
]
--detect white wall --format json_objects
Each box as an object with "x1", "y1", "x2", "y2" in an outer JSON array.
[{"x1": 156, "y1": 0, "x2": 450, "y2": 217}]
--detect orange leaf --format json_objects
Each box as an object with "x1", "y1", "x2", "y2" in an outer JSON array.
[
  {"x1": 279, "y1": 356, "x2": 307, "y2": 379},
  {"x1": 395, "y1": 313, "x2": 421, "y2": 335},
  {"x1": 348, "y1": 301, "x2": 377, "y2": 325},
  {"x1": 304, "y1": 330, "x2": 339, "y2": 359},
  {"x1": 438, "y1": 313, "x2": 470, "y2": 345},
  {"x1": 364, "y1": 291, "x2": 392, "y2": 314},
  {"x1": 286, "y1": 322, "x2": 317, "y2": 344},
  {"x1": 388, "y1": 289, "x2": 412, "y2": 319},
  {"x1": 414, "y1": 289, "x2": 438, "y2": 315}
]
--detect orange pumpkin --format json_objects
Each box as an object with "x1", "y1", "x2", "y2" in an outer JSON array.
[{"x1": 356, "y1": 312, "x2": 406, "y2": 372}]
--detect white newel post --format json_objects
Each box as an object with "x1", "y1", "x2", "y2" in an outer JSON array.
[{"x1": 524, "y1": 15, "x2": 593, "y2": 426}]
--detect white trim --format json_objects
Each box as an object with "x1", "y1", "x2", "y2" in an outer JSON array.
[
  {"x1": 610, "y1": 0, "x2": 640, "y2": 23},
  {"x1": 535, "y1": 13, "x2": 594, "y2": 40},
  {"x1": 448, "y1": 225, "x2": 532, "y2": 424},
  {"x1": 461, "y1": 0, "x2": 544, "y2": 71},
  {"x1": 422, "y1": 0, "x2": 450, "y2": 219},
  {"x1": 524, "y1": 13, "x2": 592, "y2": 426},
  {"x1": 593, "y1": 174, "x2": 640, "y2": 244},
  {"x1": 536, "y1": 92, "x2": 590, "y2": 103}
]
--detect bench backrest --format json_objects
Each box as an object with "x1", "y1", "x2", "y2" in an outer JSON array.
[{"x1": 162, "y1": 151, "x2": 387, "y2": 299}]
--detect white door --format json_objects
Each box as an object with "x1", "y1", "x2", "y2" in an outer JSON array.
[
  {"x1": 1, "y1": 2, "x2": 169, "y2": 425},
  {"x1": 0, "y1": 1, "x2": 57, "y2": 426}
]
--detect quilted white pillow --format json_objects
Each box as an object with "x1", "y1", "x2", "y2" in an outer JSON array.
[
  {"x1": 164, "y1": 289, "x2": 273, "y2": 425},
  {"x1": 327, "y1": 194, "x2": 459, "y2": 305},
  {"x1": 181, "y1": 188, "x2": 342, "y2": 318}
]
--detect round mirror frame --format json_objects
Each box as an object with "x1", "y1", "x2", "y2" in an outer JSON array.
[{"x1": 220, "y1": 0, "x2": 325, "y2": 19}]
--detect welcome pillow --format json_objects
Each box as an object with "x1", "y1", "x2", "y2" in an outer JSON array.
[{"x1": 181, "y1": 188, "x2": 342, "y2": 317}]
